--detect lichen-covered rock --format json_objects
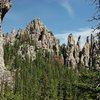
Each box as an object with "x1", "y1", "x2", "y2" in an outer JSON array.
[{"x1": 65, "y1": 33, "x2": 100, "y2": 70}]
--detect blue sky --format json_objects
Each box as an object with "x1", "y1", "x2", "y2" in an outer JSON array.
[{"x1": 2, "y1": 0, "x2": 97, "y2": 45}]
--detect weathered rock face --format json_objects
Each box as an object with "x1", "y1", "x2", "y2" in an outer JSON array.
[
  {"x1": 25, "y1": 19, "x2": 60, "y2": 55},
  {"x1": 92, "y1": 38, "x2": 100, "y2": 71},
  {"x1": 0, "y1": 0, "x2": 13, "y2": 91},
  {"x1": 81, "y1": 36, "x2": 90, "y2": 69},
  {"x1": 66, "y1": 34, "x2": 91, "y2": 69},
  {"x1": 66, "y1": 34, "x2": 76, "y2": 69},
  {"x1": 0, "y1": 37, "x2": 14, "y2": 91},
  {"x1": 65, "y1": 33, "x2": 100, "y2": 71},
  {"x1": 4, "y1": 19, "x2": 60, "y2": 61},
  {"x1": 0, "y1": 37, "x2": 5, "y2": 86},
  {"x1": 4, "y1": 19, "x2": 60, "y2": 56},
  {"x1": 75, "y1": 36, "x2": 81, "y2": 64}
]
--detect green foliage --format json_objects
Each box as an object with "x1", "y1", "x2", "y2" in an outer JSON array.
[
  {"x1": 2, "y1": 33, "x2": 100, "y2": 100},
  {"x1": 60, "y1": 43, "x2": 67, "y2": 65}
]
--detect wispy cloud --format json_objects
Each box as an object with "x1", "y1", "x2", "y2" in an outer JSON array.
[
  {"x1": 55, "y1": 28, "x2": 100, "y2": 47},
  {"x1": 44, "y1": 0, "x2": 74, "y2": 18},
  {"x1": 59, "y1": 0, "x2": 74, "y2": 18}
]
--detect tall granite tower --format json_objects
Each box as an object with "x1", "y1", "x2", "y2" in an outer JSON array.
[{"x1": 0, "y1": 0, "x2": 12, "y2": 91}]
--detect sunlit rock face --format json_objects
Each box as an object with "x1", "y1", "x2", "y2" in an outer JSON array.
[
  {"x1": 80, "y1": 37, "x2": 90, "y2": 70},
  {"x1": 25, "y1": 19, "x2": 60, "y2": 55},
  {"x1": 66, "y1": 34, "x2": 76, "y2": 69},
  {"x1": 65, "y1": 34, "x2": 90, "y2": 69},
  {"x1": 4, "y1": 19, "x2": 60, "y2": 59},
  {"x1": 0, "y1": 0, "x2": 13, "y2": 91},
  {"x1": 64, "y1": 33, "x2": 100, "y2": 71}
]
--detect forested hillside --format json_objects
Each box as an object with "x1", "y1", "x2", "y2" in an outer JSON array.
[{"x1": 0, "y1": 32, "x2": 99, "y2": 100}]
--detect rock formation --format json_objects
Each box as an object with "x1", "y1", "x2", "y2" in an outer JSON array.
[
  {"x1": 81, "y1": 36, "x2": 90, "y2": 69},
  {"x1": 25, "y1": 19, "x2": 59, "y2": 55},
  {"x1": 92, "y1": 37, "x2": 100, "y2": 71},
  {"x1": 3, "y1": 17, "x2": 100, "y2": 71},
  {"x1": 0, "y1": 2, "x2": 99, "y2": 71},
  {"x1": 66, "y1": 34, "x2": 76, "y2": 69},
  {"x1": 4, "y1": 19, "x2": 60, "y2": 61},
  {"x1": 0, "y1": 0, "x2": 13, "y2": 92},
  {"x1": 75, "y1": 36, "x2": 81, "y2": 64},
  {"x1": 64, "y1": 33, "x2": 100, "y2": 71}
]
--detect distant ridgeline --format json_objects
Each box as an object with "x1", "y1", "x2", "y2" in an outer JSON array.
[{"x1": 3, "y1": 18, "x2": 100, "y2": 71}]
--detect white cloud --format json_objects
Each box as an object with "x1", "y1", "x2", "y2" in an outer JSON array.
[{"x1": 55, "y1": 28, "x2": 100, "y2": 47}]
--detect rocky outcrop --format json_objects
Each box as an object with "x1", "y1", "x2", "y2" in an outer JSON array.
[
  {"x1": 64, "y1": 33, "x2": 100, "y2": 71},
  {"x1": 25, "y1": 19, "x2": 59, "y2": 55},
  {"x1": 0, "y1": 37, "x2": 6, "y2": 90},
  {"x1": 4, "y1": 19, "x2": 60, "y2": 61},
  {"x1": 66, "y1": 34, "x2": 76, "y2": 69},
  {"x1": 92, "y1": 38, "x2": 100, "y2": 71},
  {"x1": 81, "y1": 36, "x2": 90, "y2": 69},
  {"x1": 75, "y1": 36, "x2": 81, "y2": 64},
  {"x1": 0, "y1": 33, "x2": 13, "y2": 92},
  {"x1": 0, "y1": 0, "x2": 13, "y2": 91}
]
